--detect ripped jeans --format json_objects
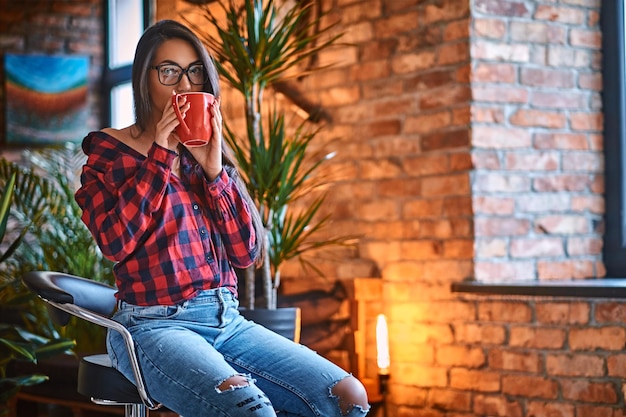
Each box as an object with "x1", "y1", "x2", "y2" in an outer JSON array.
[{"x1": 107, "y1": 287, "x2": 369, "y2": 417}]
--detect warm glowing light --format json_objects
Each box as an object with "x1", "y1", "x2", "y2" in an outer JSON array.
[{"x1": 376, "y1": 314, "x2": 390, "y2": 375}]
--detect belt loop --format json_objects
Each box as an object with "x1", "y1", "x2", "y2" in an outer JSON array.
[{"x1": 217, "y1": 288, "x2": 227, "y2": 325}]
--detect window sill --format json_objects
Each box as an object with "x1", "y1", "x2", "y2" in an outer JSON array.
[{"x1": 451, "y1": 279, "x2": 626, "y2": 298}]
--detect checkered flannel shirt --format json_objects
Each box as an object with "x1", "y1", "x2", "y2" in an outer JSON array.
[{"x1": 75, "y1": 131, "x2": 258, "y2": 306}]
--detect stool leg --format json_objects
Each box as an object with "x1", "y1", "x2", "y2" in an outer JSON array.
[{"x1": 125, "y1": 403, "x2": 148, "y2": 417}]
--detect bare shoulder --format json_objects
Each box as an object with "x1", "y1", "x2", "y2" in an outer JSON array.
[
  {"x1": 101, "y1": 126, "x2": 133, "y2": 144},
  {"x1": 101, "y1": 126, "x2": 150, "y2": 156}
]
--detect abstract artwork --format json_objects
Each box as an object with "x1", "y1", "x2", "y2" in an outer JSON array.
[{"x1": 5, "y1": 53, "x2": 89, "y2": 146}]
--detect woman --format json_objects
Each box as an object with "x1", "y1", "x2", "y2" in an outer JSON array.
[{"x1": 75, "y1": 19, "x2": 369, "y2": 417}]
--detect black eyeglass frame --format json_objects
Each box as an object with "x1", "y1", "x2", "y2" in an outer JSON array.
[{"x1": 150, "y1": 63, "x2": 208, "y2": 86}]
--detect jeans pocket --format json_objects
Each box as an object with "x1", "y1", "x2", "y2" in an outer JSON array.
[{"x1": 116, "y1": 304, "x2": 181, "y2": 328}]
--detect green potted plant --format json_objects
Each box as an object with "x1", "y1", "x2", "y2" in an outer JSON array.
[
  {"x1": 185, "y1": 0, "x2": 346, "y2": 310},
  {"x1": 0, "y1": 161, "x2": 75, "y2": 413},
  {"x1": 7, "y1": 145, "x2": 115, "y2": 352}
]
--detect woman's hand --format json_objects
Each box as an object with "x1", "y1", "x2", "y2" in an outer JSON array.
[
  {"x1": 185, "y1": 96, "x2": 223, "y2": 181},
  {"x1": 155, "y1": 92, "x2": 188, "y2": 152}
]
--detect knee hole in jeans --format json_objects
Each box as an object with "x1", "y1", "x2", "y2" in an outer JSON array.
[
  {"x1": 331, "y1": 376, "x2": 370, "y2": 415},
  {"x1": 216, "y1": 374, "x2": 251, "y2": 392}
]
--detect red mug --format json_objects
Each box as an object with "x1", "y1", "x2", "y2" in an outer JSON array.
[{"x1": 172, "y1": 92, "x2": 215, "y2": 147}]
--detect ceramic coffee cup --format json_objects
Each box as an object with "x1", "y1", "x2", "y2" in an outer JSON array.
[{"x1": 172, "y1": 92, "x2": 215, "y2": 147}]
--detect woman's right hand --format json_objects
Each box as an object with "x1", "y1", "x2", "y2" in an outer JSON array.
[{"x1": 154, "y1": 92, "x2": 189, "y2": 152}]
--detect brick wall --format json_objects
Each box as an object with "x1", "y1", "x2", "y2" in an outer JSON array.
[
  {"x1": 2, "y1": 0, "x2": 622, "y2": 416},
  {"x1": 446, "y1": 294, "x2": 626, "y2": 417},
  {"x1": 471, "y1": 0, "x2": 604, "y2": 282}
]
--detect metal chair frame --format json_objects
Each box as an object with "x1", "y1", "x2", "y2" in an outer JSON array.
[{"x1": 22, "y1": 271, "x2": 160, "y2": 417}]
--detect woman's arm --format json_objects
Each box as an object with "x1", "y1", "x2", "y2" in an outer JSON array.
[
  {"x1": 75, "y1": 136, "x2": 178, "y2": 261},
  {"x1": 201, "y1": 168, "x2": 258, "y2": 269}
]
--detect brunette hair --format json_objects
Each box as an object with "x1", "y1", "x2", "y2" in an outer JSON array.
[{"x1": 131, "y1": 20, "x2": 265, "y2": 264}]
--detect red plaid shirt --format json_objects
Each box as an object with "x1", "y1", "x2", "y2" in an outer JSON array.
[{"x1": 75, "y1": 131, "x2": 258, "y2": 306}]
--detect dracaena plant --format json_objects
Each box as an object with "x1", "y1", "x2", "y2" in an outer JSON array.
[{"x1": 184, "y1": 0, "x2": 346, "y2": 309}]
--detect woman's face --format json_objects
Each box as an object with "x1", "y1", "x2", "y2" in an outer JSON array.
[{"x1": 149, "y1": 38, "x2": 204, "y2": 114}]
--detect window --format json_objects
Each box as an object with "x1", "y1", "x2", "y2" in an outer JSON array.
[
  {"x1": 103, "y1": 0, "x2": 151, "y2": 128},
  {"x1": 602, "y1": 0, "x2": 626, "y2": 275}
]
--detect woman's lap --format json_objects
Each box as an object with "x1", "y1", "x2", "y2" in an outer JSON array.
[{"x1": 106, "y1": 288, "x2": 361, "y2": 416}]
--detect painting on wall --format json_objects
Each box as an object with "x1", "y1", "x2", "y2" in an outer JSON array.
[{"x1": 5, "y1": 53, "x2": 89, "y2": 146}]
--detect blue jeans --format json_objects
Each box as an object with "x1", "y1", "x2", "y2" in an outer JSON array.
[{"x1": 107, "y1": 288, "x2": 369, "y2": 416}]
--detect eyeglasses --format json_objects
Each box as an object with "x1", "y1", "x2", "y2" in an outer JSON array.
[{"x1": 151, "y1": 63, "x2": 208, "y2": 86}]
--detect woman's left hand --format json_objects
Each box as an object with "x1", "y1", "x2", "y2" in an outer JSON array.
[{"x1": 185, "y1": 96, "x2": 223, "y2": 181}]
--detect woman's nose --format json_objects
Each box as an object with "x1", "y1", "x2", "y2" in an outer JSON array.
[{"x1": 176, "y1": 73, "x2": 192, "y2": 92}]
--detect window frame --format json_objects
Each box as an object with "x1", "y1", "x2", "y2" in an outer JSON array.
[
  {"x1": 102, "y1": 0, "x2": 152, "y2": 127},
  {"x1": 602, "y1": 0, "x2": 626, "y2": 275}
]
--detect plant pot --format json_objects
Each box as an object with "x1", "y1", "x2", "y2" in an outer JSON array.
[{"x1": 239, "y1": 307, "x2": 301, "y2": 343}]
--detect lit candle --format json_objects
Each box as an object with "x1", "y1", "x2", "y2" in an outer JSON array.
[{"x1": 376, "y1": 314, "x2": 390, "y2": 375}]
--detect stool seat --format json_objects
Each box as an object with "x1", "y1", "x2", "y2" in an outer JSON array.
[{"x1": 78, "y1": 354, "x2": 143, "y2": 404}]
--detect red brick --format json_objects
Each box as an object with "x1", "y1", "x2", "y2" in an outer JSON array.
[
  {"x1": 520, "y1": 68, "x2": 575, "y2": 88},
  {"x1": 531, "y1": 91, "x2": 588, "y2": 110},
  {"x1": 473, "y1": 63, "x2": 516, "y2": 83},
  {"x1": 510, "y1": 109, "x2": 567, "y2": 128},
  {"x1": 474, "y1": 196, "x2": 515, "y2": 215},
  {"x1": 545, "y1": 353, "x2": 604, "y2": 377},
  {"x1": 473, "y1": 85, "x2": 530, "y2": 103},
  {"x1": 443, "y1": 239, "x2": 474, "y2": 258},
  {"x1": 453, "y1": 323, "x2": 507, "y2": 345},
  {"x1": 510, "y1": 21, "x2": 567, "y2": 43},
  {"x1": 478, "y1": 301, "x2": 532, "y2": 323},
  {"x1": 607, "y1": 354, "x2": 626, "y2": 378},
  {"x1": 561, "y1": 379, "x2": 618, "y2": 403},
  {"x1": 488, "y1": 348, "x2": 541, "y2": 372},
  {"x1": 428, "y1": 388, "x2": 472, "y2": 411},
  {"x1": 474, "y1": 18, "x2": 507, "y2": 39},
  {"x1": 475, "y1": 217, "x2": 530, "y2": 237},
  {"x1": 473, "y1": 106, "x2": 506, "y2": 123},
  {"x1": 450, "y1": 368, "x2": 501, "y2": 392},
  {"x1": 438, "y1": 42, "x2": 470, "y2": 65},
  {"x1": 473, "y1": 394, "x2": 523, "y2": 417},
  {"x1": 473, "y1": 40, "x2": 530, "y2": 61},
  {"x1": 595, "y1": 302, "x2": 626, "y2": 323},
  {"x1": 444, "y1": 18, "x2": 470, "y2": 41},
  {"x1": 421, "y1": 130, "x2": 470, "y2": 151},
  {"x1": 359, "y1": 119, "x2": 401, "y2": 137},
  {"x1": 474, "y1": 0, "x2": 530, "y2": 17},
  {"x1": 534, "y1": 5, "x2": 585, "y2": 24},
  {"x1": 509, "y1": 326, "x2": 566, "y2": 349},
  {"x1": 505, "y1": 152, "x2": 560, "y2": 170},
  {"x1": 437, "y1": 345, "x2": 486, "y2": 367},
  {"x1": 405, "y1": 70, "x2": 455, "y2": 91},
  {"x1": 571, "y1": 112, "x2": 604, "y2": 132},
  {"x1": 534, "y1": 174, "x2": 593, "y2": 192},
  {"x1": 421, "y1": 173, "x2": 470, "y2": 197},
  {"x1": 502, "y1": 375, "x2": 559, "y2": 399},
  {"x1": 405, "y1": 111, "x2": 452, "y2": 134},
  {"x1": 569, "y1": 327, "x2": 626, "y2": 351},
  {"x1": 419, "y1": 85, "x2": 472, "y2": 110},
  {"x1": 510, "y1": 237, "x2": 564, "y2": 258},
  {"x1": 538, "y1": 260, "x2": 595, "y2": 280},
  {"x1": 570, "y1": 28, "x2": 602, "y2": 48},
  {"x1": 472, "y1": 126, "x2": 532, "y2": 148},
  {"x1": 535, "y1": 302, "x2": 590, "y2": 325},
  {"x1": 526, "y1": 401, "x2": 575, "y2": 417},
  {"x1": 576, "y1": 404, "x2": 626, "y2": 417},
  {"x1": 562, "y1": 151, "x2": 604, "y2": 172},
  {"x1": 475, "y1": 261, "x2": 536, "y2": 280}
]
